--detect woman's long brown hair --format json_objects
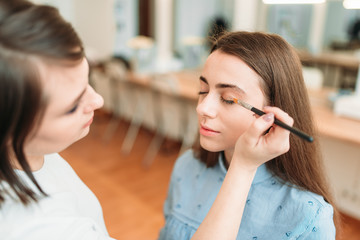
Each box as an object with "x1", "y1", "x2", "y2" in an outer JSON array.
[
  {"x1": 193, "y1": 31, "x2": 340, "y2": 234},
  {"x1": 0, "y1": 0, "x2": 84, "y2": 206}
]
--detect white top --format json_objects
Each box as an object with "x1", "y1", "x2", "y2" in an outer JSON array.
[{"x1": 0, "y1": 153, "x2": 115, "y2": 240}]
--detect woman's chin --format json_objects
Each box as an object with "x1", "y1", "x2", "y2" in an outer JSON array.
[
  {"x1": 79, "y1": 128, "x2": 90, "y2": 139},
  {"x1": 200, "y1": 138, "x2": 223, "y2": 152}
]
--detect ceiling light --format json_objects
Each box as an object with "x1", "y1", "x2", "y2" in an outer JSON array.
[
  {"x1": 343, "y1": 0, "x2": 360, "y2": 9},
  {"x1": 263, "y1": 0, "x2": 325, "y2": 4}
]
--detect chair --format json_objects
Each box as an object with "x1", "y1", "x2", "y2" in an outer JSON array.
[
  {"x1": 99, "y1": 59, "x2": 134, "y2": 143},
  {"x1": 142, "y1": 73, "x2": 198, "y2": 167},
  {"x1": 102, "y1": 59, "x2": 156, "y2": 155}
]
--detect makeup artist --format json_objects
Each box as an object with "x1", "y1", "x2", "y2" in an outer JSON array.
[{"x1": 0, "y1": 1, "x2": 297, "y2": 239}]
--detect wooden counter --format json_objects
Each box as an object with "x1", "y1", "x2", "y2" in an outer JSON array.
[
  {"x1": 308, "y1": 88, "x2": 360, "y2": 145},
  {"x1": 127, "y1": 70, "x2": 200, "y2": 101},
  {"x1": 297, "y1": 50, "x2": 359, "y2": 88},
  {"x1": 298, "y1": 50, "x2": 360, "y2": 70}
]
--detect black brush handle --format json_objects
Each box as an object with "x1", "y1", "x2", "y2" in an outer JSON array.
[{"x1": 250, "y1": 107, "x2": 313, "y2": 142}]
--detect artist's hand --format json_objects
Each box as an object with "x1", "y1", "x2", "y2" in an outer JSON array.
[{"x1": 231, "y1": 106, "x2": 293, "y2": 172}]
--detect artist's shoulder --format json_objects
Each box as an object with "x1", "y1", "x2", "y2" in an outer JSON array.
[
  {"x1": 44, "y1": 152, "x2": 63, "y2": 161},
  {"x1": 43, "y1": 153, "x2": 75, "y2": 172}
]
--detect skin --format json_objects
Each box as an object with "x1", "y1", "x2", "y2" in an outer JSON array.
[
  {"x1": 22, "y1": 57, "x2": 104, "y2": 171},
  {"x1": 197, "y1": 50, "x2": 267, "y2": 165}
]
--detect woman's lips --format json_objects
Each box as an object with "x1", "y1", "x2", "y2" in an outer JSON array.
[
  {"x1": 199, "y1": 125, "x2": 220, "y2": 136},
  {"x1": 83, "y1": 117, "x2": 93, "y2": 128}
]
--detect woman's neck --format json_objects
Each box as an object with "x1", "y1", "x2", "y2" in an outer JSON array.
[
  {"x1": 27, "y1": 155, "x2": 45, "y2": 171},
  {"x1": 12, "y1": 154, "x2": 45, "y2": 171},
  {"x1": 223, "y1": 150, "x2": 233, "y2": 169}
]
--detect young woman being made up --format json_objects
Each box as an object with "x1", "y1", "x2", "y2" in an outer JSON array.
[
  {"x1": 159, "y1": 31, "x2": 338, "y2": 240},
  {"x1": 1, "y1": 1, "x2": 294, "y2": 239}
]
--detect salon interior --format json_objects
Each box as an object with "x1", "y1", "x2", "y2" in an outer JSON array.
[{"x1": 33, "y1": 0, "x2": 360, "y2": 239}]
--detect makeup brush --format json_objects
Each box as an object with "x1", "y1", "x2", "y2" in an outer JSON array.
[{"x1": 232, "y1": 98, "x2": 313, "y2": 142}]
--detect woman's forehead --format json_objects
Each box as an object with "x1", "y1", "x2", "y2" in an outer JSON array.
[{"x1": 204, "y1": 51, "x2": 260, "y2": 84}]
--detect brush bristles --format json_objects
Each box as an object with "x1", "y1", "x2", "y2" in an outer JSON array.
[{"x1": 233, "y1": 98, "x2": 252, "y2": 110}]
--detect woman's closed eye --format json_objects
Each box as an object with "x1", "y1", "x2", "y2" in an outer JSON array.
[
  {"x1": 220, "y1": 96, "x2": 235, "y2": 105},
  {"x1": 67, "y1": 104, "x2": 79, "y2": 114},
  {"x1": 198, "y1": 91, "x2": 238, "y2": 105}
]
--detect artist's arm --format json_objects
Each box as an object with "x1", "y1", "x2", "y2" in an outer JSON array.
[{"x1": 192, "y1": 107, "x2": 293, "y2": 240}]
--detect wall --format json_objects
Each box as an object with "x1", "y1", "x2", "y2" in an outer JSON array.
[
  {"x1": 266, "y1": 4, "x2": 312, "y2": 49},
  {"x1": 31, "y1": 0, "x2": 74, "y2": 22},
  {"x1": 323, "y1": 1, "x2": 360, "y2": 48},
  {"x1": 173, "y1": 0, "x2": 234, "y2": 54},
  {"x1": 31, "y1": 0, "x2": 116, "y2": 62},
  {"x1": 113, "y1": 0, "x2": 139, "y2": 59},
  {"x1": 73, "y1": 0, "x2": 115, "y2": 61}
]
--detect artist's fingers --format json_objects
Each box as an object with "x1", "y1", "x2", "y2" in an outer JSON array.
[
  {"x1": 242, "y1": 112, "x2": 275, "y2": 147},
  {"x1": 263, "y1": 106, "x2": 293, "y2": 153},
  {"x1": 263, "y1": 106, "x2": 294, "y2": 127}
]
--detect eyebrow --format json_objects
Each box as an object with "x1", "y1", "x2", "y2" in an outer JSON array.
[{"x1": 199, "y1": 75, "x2": 246, "y2": 95}]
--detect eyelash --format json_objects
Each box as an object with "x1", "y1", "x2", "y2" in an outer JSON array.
[
  {"x1": 198, "y1": 91, "x2": 235, "y2": 105},
  {"x1": 67, "y1": 104, "x2": 79, "y2": 114},
  {"x1": 220, "y1": 97, "x2": 235, "y2": 105}
]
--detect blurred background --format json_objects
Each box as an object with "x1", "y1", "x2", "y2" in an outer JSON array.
[{"x1": 31, "y1": 0, "x2": 360, "y2": 239}]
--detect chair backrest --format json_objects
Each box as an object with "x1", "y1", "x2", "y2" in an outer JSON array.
[
  {"x1": 104, "y1": 60, "x2": 140, "y2": 120},
  {"x1": 151, "y1": 73, "x2": 179, "y2": 95},
  {"x1": 105, "y1": 60, "x2": 128, "y2": 82}
]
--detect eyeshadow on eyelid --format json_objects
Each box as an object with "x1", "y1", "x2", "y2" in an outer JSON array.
[{"x1": 223, "y1": 90, "x2": 244, "y2": 98}]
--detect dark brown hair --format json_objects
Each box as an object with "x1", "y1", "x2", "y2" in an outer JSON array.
[
  {"x1": 0, "y1": 0, "x2": 84, "y2": 206},
  {"x1": 193, "y1": 31, "x2": 340, "y2": 232}
]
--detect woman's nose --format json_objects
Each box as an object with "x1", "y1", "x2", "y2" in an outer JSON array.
[
  {"x1": 84, "y1": 85, "x2": 104, "y2": 113},
  {"x1": 196, "y1": 94, "x2": 218, "y2": 119}
]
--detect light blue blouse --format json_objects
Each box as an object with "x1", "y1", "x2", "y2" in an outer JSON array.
[{"x1": 158, "y1": 150, "x2": 335, "y2": 240}]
